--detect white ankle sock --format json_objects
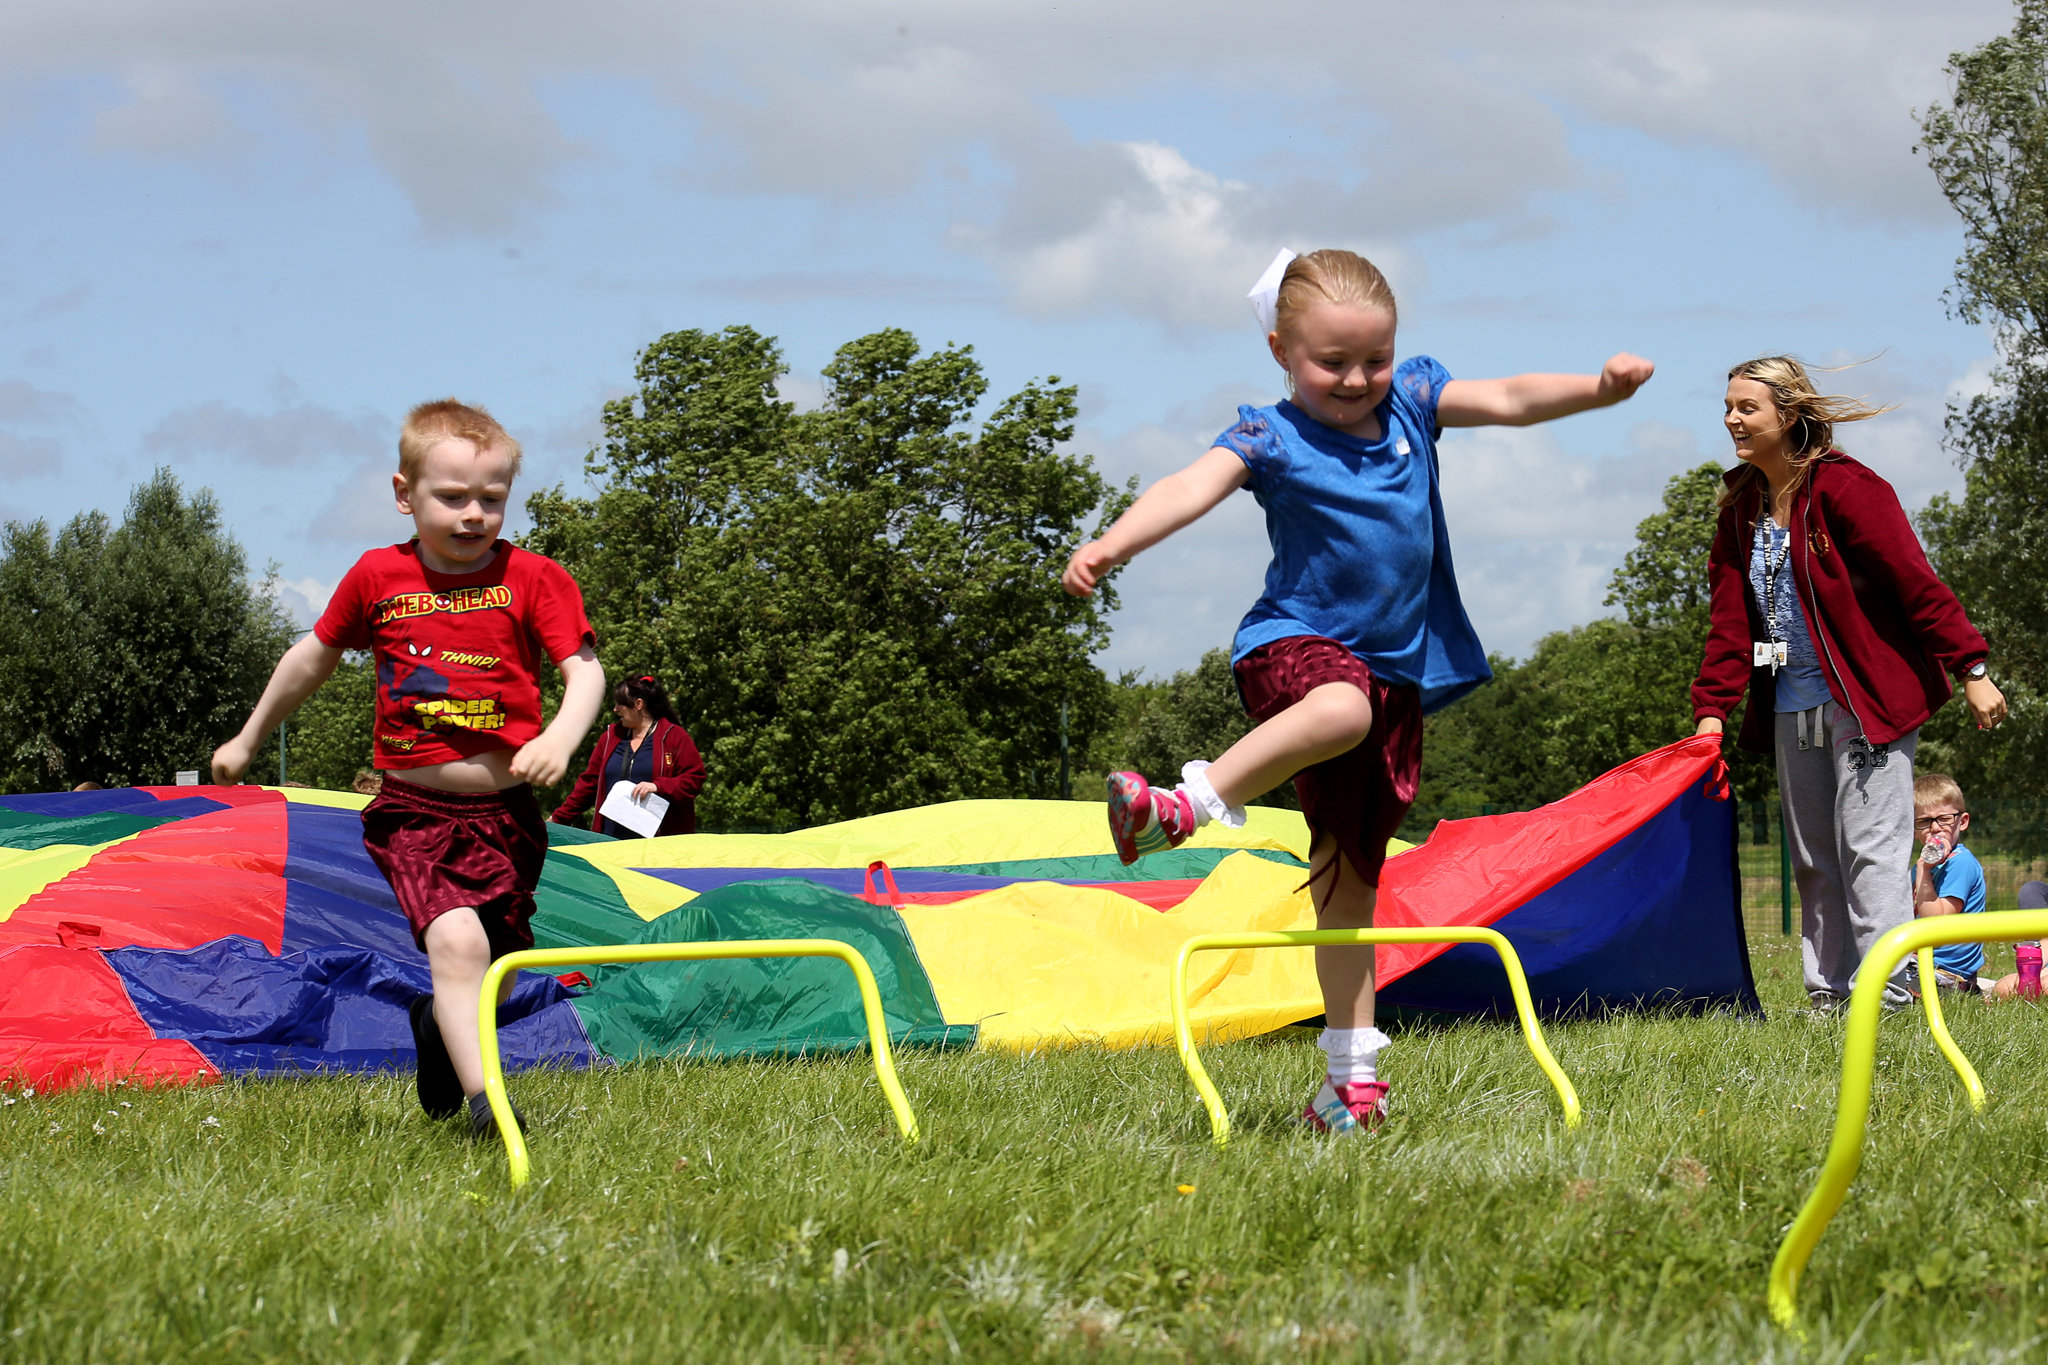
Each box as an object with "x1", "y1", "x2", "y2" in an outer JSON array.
[
  {"x1": 1178, "y1": 760, "x2": 1246, "y2": 830},
  {"x1": 1318, "y1": 1026, "x2": 1390, "y2": 1085}
]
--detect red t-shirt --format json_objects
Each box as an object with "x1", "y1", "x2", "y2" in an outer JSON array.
[{"x1": 315, "y1": 541, "x2": 596, "y2": 770}]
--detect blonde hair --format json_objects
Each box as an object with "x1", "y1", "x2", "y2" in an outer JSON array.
[
  {"x1": 1272, "y1": 249, "x2": 1397, "y2": 341},
  {"x1": 1914, "y1": 771, "x2": 1967, "y2": 812},
  {"x1": 1718, "y1": 356, "x2": 1891, "y2": 513},
  {"x1": 399, "y1": 399, "x2": 523, "y2": 486}
]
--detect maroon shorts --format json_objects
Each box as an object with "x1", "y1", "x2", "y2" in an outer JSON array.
[
  {"x1": 362, "y1": 775, "x2": 548, "y2": 958},
  {"x1": 1232, "y1": 635, "x2": 1422, "y2": 888}
]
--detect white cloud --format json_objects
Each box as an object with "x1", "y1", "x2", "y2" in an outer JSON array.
[
  {"x1": 0, "y1": 431, "x2": 64, "y2": 479},
  {"x1": 272, "y1": 574, "x2": 337, "y2": 630},
  {"x1": 313, "y1": 464, "x2": 411, "y2": 546},
  {"x1": 1435, "y1": 423, "x2": 1685, "y2": 656},
  {"x1": 89, "y1": 67, "x2": 245, "y2": 162},
  {"x1": 0, "y1": 379, "x2": 82, "y2": 425},
  {"x1": 1084, "y1": 382, "x2": 1279, "y2": 679},
  {"x1": 973, "y1": 142, "x2": 1271, "y2": 327},
  {"x1": 1549, "y1": 1, "x2": 1992, "y2": 221},
  {"x1": 0, "y1": 379, "x2": 84, "y2": 479},
  {"x1": 0, "y1": 0, "x2": 2011, "y2": 279},
  {"x1": 143, "y1": 386, "x2": 385, "y2": 468},
  {"x1": 1436, "y1": 424, "x2": 1667, "y2": 546}
]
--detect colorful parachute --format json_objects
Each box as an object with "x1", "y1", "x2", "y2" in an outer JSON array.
[{"x1": 0, "y1": 735, "x2": 1753, "y2": 1092}]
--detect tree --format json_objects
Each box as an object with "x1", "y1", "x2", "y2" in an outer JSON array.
[
  {"x1": 527, "y1": 325, "x2": 1129, "y2": 828},
  {"x1": 0, "y1": 470, "x2": 292, "y2": 790},
  {"x1": 1104, "y1": 648, "x2": 1298, "y2": 810},
  {"x1": 280, "y1": 656, "x2": 377, "y2": 791},
  {"x1": 1915, "y1": 0, "x2": 2048, "y2": 796}
]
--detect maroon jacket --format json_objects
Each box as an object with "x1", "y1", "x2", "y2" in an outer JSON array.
[
  {"x1": 551, "y1": 718, "x2": 705, "y2": 837},
  {"x1": 1692, "y1": 452, "x2": 1988, "y2": 752}
]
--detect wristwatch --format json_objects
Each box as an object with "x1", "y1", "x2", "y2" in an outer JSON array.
[{"x1": 1966, "y1": 660, "x2": 1989, "y2": 681}]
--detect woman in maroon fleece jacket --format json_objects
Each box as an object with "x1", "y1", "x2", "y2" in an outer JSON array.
[
  {"x1": 551, "y1": 674, "x2": 705, "y2": 838},
  {"x1": 1692, "y1": 356, "x2": 2005, "y2": 1012}
]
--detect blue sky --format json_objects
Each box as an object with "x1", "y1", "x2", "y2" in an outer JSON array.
[{"x1": 0, "y1": 0, "x2": 2015, "y2": 678}]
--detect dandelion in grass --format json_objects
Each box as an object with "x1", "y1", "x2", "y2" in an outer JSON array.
[{"x1": 1176, "y1": 1183, "x2": 1196, "y2": 1195}]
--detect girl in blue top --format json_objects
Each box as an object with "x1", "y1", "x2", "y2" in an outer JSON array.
[{"x1": 1063, "y1": 248, "x2": 1654, "y2": 1134}]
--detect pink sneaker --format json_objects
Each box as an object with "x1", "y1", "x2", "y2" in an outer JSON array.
[
  {"x1": 1302, "y1": 1079, "x2": 1391, "y2": 1134},
  {"x1": 1105, "y1": 771, "x2": 1195, "y2": 865}
]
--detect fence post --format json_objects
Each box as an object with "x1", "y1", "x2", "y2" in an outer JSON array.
[
  {"x1": 1059, "y1": 699, "x2": 1070, "y2": 801},
  {"x1": 1780, "y1": 802, "x2": 1793, "y2": 937}
]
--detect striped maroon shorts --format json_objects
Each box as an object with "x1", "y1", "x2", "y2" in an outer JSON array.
[
  {"x1": 362, "y1": 775, "x2": 548, "y2": 957},
  {"x1": 1232, "y1": 635, "x2": 1422, "y2": 888}
]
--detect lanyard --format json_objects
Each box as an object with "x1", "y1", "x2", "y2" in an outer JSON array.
[{"x1": 1757, "y1": 517, "x2": 1789, "y2": 644}]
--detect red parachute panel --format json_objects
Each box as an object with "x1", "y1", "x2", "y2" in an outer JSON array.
[{"x1": 0, "y1": 945, "x2": 216, "y2": 1089}]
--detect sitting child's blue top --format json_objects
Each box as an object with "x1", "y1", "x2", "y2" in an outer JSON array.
[
  {"x1": 1925, "y1": 844, "x2": 1990, "y2": 977},
  {"x1": 1213, "y1": 355, "x2": 1491, "y2": 713}
]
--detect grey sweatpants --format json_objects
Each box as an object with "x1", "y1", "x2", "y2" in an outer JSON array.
[{"x1": 1776, "y1": 702, "x2": 1917, "y2": 1009}]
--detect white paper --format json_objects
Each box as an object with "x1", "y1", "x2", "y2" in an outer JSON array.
[
  {"x1": 1246, "y1": 247, "x2": 1297, "y2": 334},
  {"x1": 599, "y1": 780, "x2": 669, "y2": 838}
]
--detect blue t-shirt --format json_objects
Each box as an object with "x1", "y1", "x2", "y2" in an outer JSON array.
[
  {"x1": 1747, "y1": 518, "x2": 1831, "y2": 713},
  {"x1": 1921, "y1": 844, "x2": 1989, "y2": 977},
  {"x1": 1213, "y1": 357, "x2": 1491, "y2": 713}
]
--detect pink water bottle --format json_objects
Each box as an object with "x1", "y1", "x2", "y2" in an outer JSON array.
[{"x1": 2017, "y1": 943, "x2": 2042, "y2": 1000}]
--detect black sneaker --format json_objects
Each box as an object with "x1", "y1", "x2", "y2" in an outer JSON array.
[
  {"x1": 408, "y1": 995, "x2": 463, "y2": 1120},
  {"x1": 468, "y1": 1088, "x2": 527, "y2": 1143}
]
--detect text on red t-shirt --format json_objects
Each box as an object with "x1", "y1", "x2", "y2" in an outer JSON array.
[{"x1": 314, "y1": 541, "x2": 595, "y2": 769}]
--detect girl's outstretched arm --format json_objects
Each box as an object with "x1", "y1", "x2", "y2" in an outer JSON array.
[
  {"x1": 1063, "y1": 447, "x2": 1250, "y2": 597},
  {"x1": 1438, "y1": 352, "x2": 1654, "y2": 428}
]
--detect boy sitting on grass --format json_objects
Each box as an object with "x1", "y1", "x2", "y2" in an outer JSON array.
[
  {"x1": 212, "y1": 400, "x2": 605, "y2": 1136},
  {"x1": 1910, "y1": 772, "x2": 1989, "y2": 996}
]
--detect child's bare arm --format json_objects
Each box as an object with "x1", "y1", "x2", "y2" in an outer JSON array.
[
  {"x1": 1438, "y1": 353, "x2": 1655, "y2": 428},
  {"x1": 509, "y1": 645, "x2": 605, "y2": 789},
  {"x1": 211, "y1": 635, "x2": 346, "y2": 783},
  {"x1": 1063, "y1": 448, "x2": 1250, "y2": 597}
]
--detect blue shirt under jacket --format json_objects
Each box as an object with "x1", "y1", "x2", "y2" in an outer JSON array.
[{"x1": 1213, "y1": 356, "x2": 1491, "y2": 713}]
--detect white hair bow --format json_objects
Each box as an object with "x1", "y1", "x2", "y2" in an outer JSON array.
[{"x1": 1246, "y1": 248, "x2": 1297, "y2": 335}]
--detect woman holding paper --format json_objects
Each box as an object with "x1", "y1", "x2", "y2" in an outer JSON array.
[{"x1": 551, "y1": 674, "x2": 705, "y2": 838}]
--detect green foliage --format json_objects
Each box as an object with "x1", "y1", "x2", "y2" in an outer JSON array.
[
  {"x1": 1105, "y1": 648, "x2": 1294, "y2": 809},
  {"x1": 1916, "y1": 378, "x2": 2048, "y2": 799},
  {"x1": 280, "y1": 656, "x2": 378, "y2": 792},
  {"x1": 1915, "y1": 3, "x2": 2048, "y2": 798},
  {"x1": 1919, "y1": 0, "x2": 2048, "y2": 363},
  {"x1": 16, "y1": 946, "x2": 2048, "y2": 1361},
  {"x1": 527, "y1": 325, "x2": 1128, "y2": 828},
  {"x1": 0, "y1": 470, "x2": 291, "y2": 791}
]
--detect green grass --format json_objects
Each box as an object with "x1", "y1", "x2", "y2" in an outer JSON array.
[{"x1": 10, "y1": 943, "x2": 2048, "y2": 1362}]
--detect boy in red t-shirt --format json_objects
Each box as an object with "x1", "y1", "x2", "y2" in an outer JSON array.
[{"x1": 213, "y1": 399, "x2": 606, "y2": 1135}]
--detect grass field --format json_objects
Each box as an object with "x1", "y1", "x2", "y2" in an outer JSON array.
[{"x1": 10, "y1": 940, "x2": 2048, "y2": 1363}]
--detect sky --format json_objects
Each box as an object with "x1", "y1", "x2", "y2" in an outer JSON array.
[{"x1": 0, "y1": 0, "x2": 2018, "y2": 679}]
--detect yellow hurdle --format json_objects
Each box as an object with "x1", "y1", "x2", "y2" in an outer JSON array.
[
  {"x1": 476, "y1": 939, "x2": 923, "y2": 1189},
  {"x1": 1170, "y1": 926, "x2": 1582, "y2": 1147},
  {"x1": 1768, "y1": 909, "x2": 2048, "y2": 1329}
]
